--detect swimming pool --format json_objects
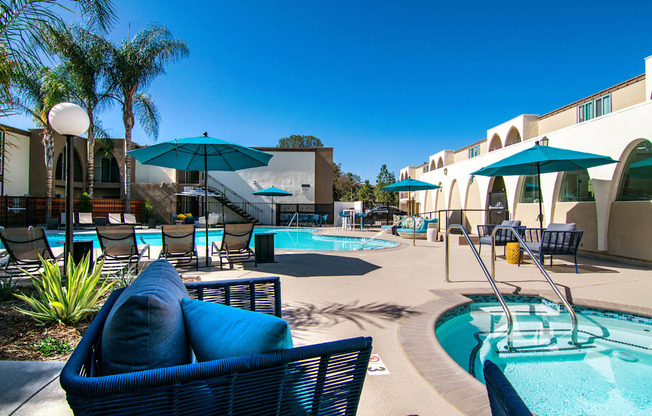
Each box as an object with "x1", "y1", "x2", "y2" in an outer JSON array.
[
  {"x1": 44, "y1": 228, "x2": 398, "y2": 251},
  {"x1": 436, "y1": 296, "x2": 652, "y2": 415}
]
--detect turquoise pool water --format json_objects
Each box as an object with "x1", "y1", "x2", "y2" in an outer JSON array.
[
  {"x1": 44, "y1": 228, "x2": 398, "y2": 251},
  {"x1": 436, "y1": 297, "x2": 652, "y2": 415}
]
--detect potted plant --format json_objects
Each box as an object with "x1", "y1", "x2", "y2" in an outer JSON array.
[
  {"x1": 142, "y1": 198, "x2": 156, "y2": 228},
  {"x1": 79, "y1": 192, "x2": 93, "y2": 213}
]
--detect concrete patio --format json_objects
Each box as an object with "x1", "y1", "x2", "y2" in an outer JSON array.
[{"x1": 2, "y1": 226, "x2": 651, "y2": 415}]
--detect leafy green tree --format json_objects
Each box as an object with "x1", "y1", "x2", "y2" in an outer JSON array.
[
  {"x1": 10, "y1": 64, "x2": 73, "y2": 217},
  {"x1": 375, "y1": 164, "x2": 398, "y2": 206},
  {"x1": 107, "y1": 23, "x2": 188, "y2": 212},
  {"x1": 0, "y1": 0, "x2": 116, "y2": 182},
  {"x1": 277, "y1": 135, "x2": 323, "y2": 148},
  {"x1": 47, "y1": 24, "x2": 114, "y2": 197},
  {"x1": 357, "y1": 180, "x2": 375, "y2": 208},
  {"x1": 332, "y1": 163, "x2": 360, "y2": 201}
]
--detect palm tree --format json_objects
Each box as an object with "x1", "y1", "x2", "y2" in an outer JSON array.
[
  {"x1": 48, "y1": 25, "x2": 114, "y2": 197},
  {"x1": 10, "y1": 64, "x2": 72, "y2": 217},
  {"x1": 107, "y1": 23, "x2": 188, "y2": 212}
]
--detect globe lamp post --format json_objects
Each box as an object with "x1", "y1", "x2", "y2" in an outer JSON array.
[{"x1": 48, "y1": 103, "x2": 90, "y2": 267}]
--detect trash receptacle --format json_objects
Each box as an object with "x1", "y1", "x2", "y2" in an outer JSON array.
[
  {"x1": 505, "y1": 242, "x2": 521, "y2": 265},
  {"x1": 72, "y1": 240, "x2": 94, "y2": 265},
  {"x1": 255, "y1": 233, "x2": 275, "y2": 263}
]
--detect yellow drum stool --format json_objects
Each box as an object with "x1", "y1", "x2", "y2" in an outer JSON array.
[{"x1": 505, "y1": 242, "x2": 521, "y2": 264}]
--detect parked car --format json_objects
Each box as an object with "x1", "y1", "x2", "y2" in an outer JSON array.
[{"x1": 364, "y1": 206, "x2": 406, "y2": 225}]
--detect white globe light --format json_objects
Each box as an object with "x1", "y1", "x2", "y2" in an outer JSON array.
[{"x1": 48, "y1": 103, "x2": 90, "y2": 136}]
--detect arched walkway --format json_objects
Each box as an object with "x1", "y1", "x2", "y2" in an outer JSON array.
[
  {"x1": 488, "y1": 134, "x2": 502, "y2": 152},
  {"x1": 504, "y1": 127, "x2": 521, "y2": 147}
]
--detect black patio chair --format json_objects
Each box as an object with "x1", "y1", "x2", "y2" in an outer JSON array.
[
  {"x1": 96, "y1": 225, "x2": 150, "y2": 276},
  {"x1": 0, "y1": 227, "x2": 62, "y2": 275},
  {"x1": 211, "y1": 222, "x2": 256, "y2": 269},
  {"x1": 518, "y1": 223, "x2": 583, "y2": 273},
  {"x1": 159, "y1": 224, "x2": 198, "y2": 271}
]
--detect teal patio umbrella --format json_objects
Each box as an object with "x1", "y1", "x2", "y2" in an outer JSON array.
[
  {"x1": 253, "y1": 187, "x2": 292, "y2": 225},
  {"x1": 381, "y1": 178, "x2": 441, "y2": 245},
  {"x1": 472, "y1": 141, "x2": 618, "y2": 228},
  {"x1": 128, "y1": 133, "x2": 273, "y2": 267}
]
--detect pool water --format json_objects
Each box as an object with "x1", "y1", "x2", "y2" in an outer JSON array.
[
  {"x1": 44, "y1": 228, "x2": 398, "y2": 251},
  {"x1": 436, "y1": 298, "x2": 652, "y2": 415}
]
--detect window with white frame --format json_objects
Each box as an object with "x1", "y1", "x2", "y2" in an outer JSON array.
[
  {"x1": 423, "y1": 165, "x2": 429, "y2": 173},
  {"x1": 577, "y1": 93, "x2": 611, "y2": 123},
  {"x1": 468, "y1": 144, "x2": 480, "y2": 159}
]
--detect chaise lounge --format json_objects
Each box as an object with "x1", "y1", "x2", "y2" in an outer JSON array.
[{"x1": 60, "y1": 260, "x2": 373, "y2": 415}]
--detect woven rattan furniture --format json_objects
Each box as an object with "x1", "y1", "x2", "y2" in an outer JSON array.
[
  {"x1": 96, "y1": 225, "x2": 150, "y2": 276},
  {"x1": 211, "y1": 222, "x2": 256, "y2": 270},
  {"x1": 0, "y1": 227, "x2": 62, "y2": 275},
  {"x1": 483, "y1": 360, "x2": 532, "y2": 416},
  {"x1": 159, "y1": 224, "x2": 199, "y2": 270},
  {"x1": 60, "y1": 273, "x2": 373, "y2": 416}
]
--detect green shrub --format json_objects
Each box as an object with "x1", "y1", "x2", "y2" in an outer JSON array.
[
  {"x1": 0, "y1": 276, "x2": 18, "y2": 302},
  {"x1": 142, "y1": 198, "x2": 154, "y2": 223},
  {"x1": 14, "y1": 253, "x2": 112, "y2": 325},
  {"x1": 79, "y1": 192, "x2": 93, "y2": 212},
  {"x1": 33, "y1": 337, "x2": 73, "y2": 356}
]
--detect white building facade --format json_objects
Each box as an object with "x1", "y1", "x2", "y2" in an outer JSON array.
[{"x1": 401, "y1": 55, "x2": 652, "y2": 263}]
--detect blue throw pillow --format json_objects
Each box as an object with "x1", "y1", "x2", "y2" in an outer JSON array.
[
  {"x1": 101, "y1": 259, "x2": 191, "y2": 375},
  {"x1": 181, "y1": 298, "x2": 293, "y2": 361}
]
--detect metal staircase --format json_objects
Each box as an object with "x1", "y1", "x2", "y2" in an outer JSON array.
[{"x1": 205, "y1": 176, "x2": 263, "y2": 224}]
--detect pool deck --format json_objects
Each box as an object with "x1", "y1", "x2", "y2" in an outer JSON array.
[{"x1": 3, "y1": 225, "x2": 652, "y2": 415}]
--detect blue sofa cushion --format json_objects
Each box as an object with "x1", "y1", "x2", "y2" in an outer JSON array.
[
  {"x1": 101, "y1": 259, "x2": 191, "y2": 375},
  {"x1": 182, "y1": 298, "x2": 293, "y2": 361}
]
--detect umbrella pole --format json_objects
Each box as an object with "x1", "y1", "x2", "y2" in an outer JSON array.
[
  {"x1": 411, "y1": 187, "x2": 416, "y2": 246},
  {"x1": 204, "y1": 146, "x2": 209, "y2": 267},
  {"x1": 537, "y1": 163, "x2": 543, "y2": 229}
]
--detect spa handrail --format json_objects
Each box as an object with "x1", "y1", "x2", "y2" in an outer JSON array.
[
  {"x1": 490, "y1": 225, "x2": 579, "y2": 346},
  {"x1": 445, "y1": 224, "x2": 515, "y2": 350}
]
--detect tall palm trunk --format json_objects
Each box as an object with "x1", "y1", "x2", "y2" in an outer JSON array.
[
  {"x1": 42, "y1": 131, "x2": 55, "y2": 218},
  {"x1": 85, "y1": 108, "x2": 95, "y2": 197},
  {"x1": 123, "y1": 98, "x2": 134, "y2": 213}
]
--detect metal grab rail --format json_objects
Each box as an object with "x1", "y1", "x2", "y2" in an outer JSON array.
[
  {"x1": 490, "y1": 225, "x2": 579, "y2": 346},
  {"x1": 445, "y1": 224, "x2": 515, "y2": 350},
  {"x1": 286, "y1": 212, "x2": 298, "y2": 229}
]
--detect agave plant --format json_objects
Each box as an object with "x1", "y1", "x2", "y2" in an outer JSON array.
[{"x1": 14, "y1": 253, "x2": 112, "y2": 325}]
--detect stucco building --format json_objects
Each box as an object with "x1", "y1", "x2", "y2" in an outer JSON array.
[{"x1": 400, "y1": 55, "x2": 652, "y2": 263}]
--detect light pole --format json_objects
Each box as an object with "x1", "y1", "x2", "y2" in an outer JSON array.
[{"x1": 48, "y1": 103, "x2": 90, "y2": 267}]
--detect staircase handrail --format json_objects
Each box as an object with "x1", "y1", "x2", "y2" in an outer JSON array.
[{"x1": 205, "y1": 176, "x2": 264, "y2": 222}]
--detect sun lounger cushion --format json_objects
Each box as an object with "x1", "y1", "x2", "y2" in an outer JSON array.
[
  {"x1": 101, "y1": 259, "x2": 191, "y2": 375},
  {"x1": 182, "y1": 298, "x2": 293, "y2": 361}
]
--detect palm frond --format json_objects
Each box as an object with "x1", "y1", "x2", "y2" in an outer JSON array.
[{"x1": 133, "y1": 91, "x2": 160, "y2": 139}]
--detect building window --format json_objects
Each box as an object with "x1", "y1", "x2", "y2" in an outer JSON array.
[
  {"x1": 423, "y1": 165, "x2": 429, "y2": 173},
  {"x1": 618, "y1": 140, "x2": 652, "y2": 201},
  {"x1": 519, "y1": 175, "x2": 542, "y2": 203},
  {"x1": 55, "y1": 147, "x2": 83, "y2": 182},
  {"x1": 577, "y1": 93, "x2": 611, "y2": 123},
  {"x1": 558, "y1": 170, "x2": 594, "y2": 202},
  {"x1": 468, "y1": 145, "x2": 480, "y2": 159}
]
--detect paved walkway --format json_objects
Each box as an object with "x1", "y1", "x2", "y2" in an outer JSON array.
[{"x1": 2, "y1": 226, "x2": 651, "y2": 415}]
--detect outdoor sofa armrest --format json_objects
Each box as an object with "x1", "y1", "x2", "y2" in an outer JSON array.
[
  {"x1": 60, "y1": 276, "x2": 373, "y2": 415},
  {"x1": 520, "y1": 228, "x2": 544, "y2": 243}
]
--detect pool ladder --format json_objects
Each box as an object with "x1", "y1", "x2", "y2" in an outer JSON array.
[{"x1": 444, "y1": 224, "x2": 579, "y2": 350}]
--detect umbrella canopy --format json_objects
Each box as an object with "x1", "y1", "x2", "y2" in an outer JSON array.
[
  {"x1": 253, "y1": 187, "x2": 292, "y2": 225},
  {"x1": 253, "y1": 187, "x2": 292, "y2": 197},
  {"x1": 472, "y1": 142, "x2": 618, "y2": 227},
  {"x1": 128, "y1": 134, "x2": 273, "y2": 267},
  {"x1": 174, "y1": 188, "x2": 221, "y2": 198},
  {"x1": 381, "y1": 179, "x2": 441, "y2": 245}
]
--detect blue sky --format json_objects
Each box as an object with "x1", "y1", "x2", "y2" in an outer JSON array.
[{"x1": 6, "y1": 0, "x2": 652, "y2": 181}]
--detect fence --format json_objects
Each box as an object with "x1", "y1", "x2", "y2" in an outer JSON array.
[
  {"x1": 0, "y1": 196, "x2": 144, "y2": 228},
  {"x1": 278, "y1": 204, "x2": 335, "y2": 225}
]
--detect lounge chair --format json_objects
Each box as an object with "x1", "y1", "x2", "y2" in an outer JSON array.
[
  {"x1": 77, "y1": 212, "x2": 95, "y2": 230},
  {"x1": 123, "y1": 213, "x2": 144, "y2": 229},
  {"x1": 108, "y1": 213, "x2": 124, "y2": 225},
  {"x1": 159, "y1": 224, "x2": 198, "y2": 270},
  {"x1": 483, "y1": 360, "x2": 532, "y2": 416},
  {"x1": 518, "y1": 223, "x2": 584, "y2": 273},
  {"x1": 477, "y1": 220, "x2": 524, "y2": 256},
  {"x1": 58, "y1": 212, "x2": 68, "y2": 230},
  {"x1": 211, "y1": 222, "x2": 256, "y2": 269},
  {"x1": 0, "y1": 227, "x2": 62, "y2": 275},
  {"x1": 60, "y1": 262, "x2": 372, "y2": 415},
  {"x1": 396, "y1": 217, "x2": 438, "y2": 239},
  {"x1": 96, "y1": 225, "x2": 150, "y2": 276}
]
